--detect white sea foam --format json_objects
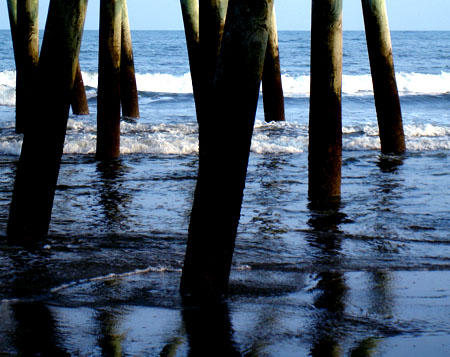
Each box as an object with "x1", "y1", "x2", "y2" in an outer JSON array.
[
  {"x1": 283, "y1": 73, "x2": 376, "y2": 97},
  {"x1": 1, "y1": 70, "x2": 449, "y2": 104},
  {"x1": 284, "y1": 71, "x2": 450, "y2": 97},
  {"x1": 0, "y1": 119, "x2": 448, "y2": 156},
  {"x1": 46, "y1": 265, "x2": 180, "y2": 294},
  {"x1": 75, "y1": 71, "x2": 193, "y2": 94},
  {"x1": 404, "y1": 123, "x2": 450, "y2": 137},
  {"x1": 344, "y1": 136, "x2": 381, "y2": 151},
  {"x1": 0, "y1": 137, "x2": 22, "y2": 155},
  {"x1": 396, "y1": 72, "x2": 450, "y2": 95},
  {"x1": 0, "y1": 70, "x2": 16, "y2": 106},
  {"x1": 282, "y1": 74, "x2": 310, "y2": 96},
  {"x1": 252, "y1": 121, "x2": 307, "y2": 154},
  {"x1": 136, "y1": 72, "x2": 193, "y2": 93}
]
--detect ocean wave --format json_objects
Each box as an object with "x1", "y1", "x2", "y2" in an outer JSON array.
[
  {"x1": 0, "y1": 70, "x2": 16, "y2": 106},
  {"x1": 0, "y1": 119, "x2": 448, "y2": 156},
  {"x1": 1, "y1": 70, "x2": 449, "y2": 104},
  {"x1": 285, "y1": 71, "x2": 450, "y2": 97},
  {"x1": 84, "y1": 70, "x2": 450, "y2": 97}
]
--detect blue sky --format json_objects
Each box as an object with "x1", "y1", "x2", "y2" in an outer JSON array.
[{"x1": 0, "y1": 0, "x2": 449, "y2": 31}]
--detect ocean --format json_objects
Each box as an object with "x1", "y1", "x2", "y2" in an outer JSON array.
[{"x1": 0, "y1": 30, "x2": 449, "y2": 355}]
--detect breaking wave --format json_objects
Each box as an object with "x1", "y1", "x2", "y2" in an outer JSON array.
[{"x1": 1, "y1": 70, "x2": 449, "y2": 105}]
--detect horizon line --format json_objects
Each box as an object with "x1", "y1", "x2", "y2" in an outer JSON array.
[{"x1": 0, "y1": 28, "x2": 449, "y2": 32}]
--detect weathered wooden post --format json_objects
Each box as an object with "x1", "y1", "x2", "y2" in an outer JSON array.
[
  {"x1": 198, "y1": 0, "x2": 228, "y2": 122},
  {"x1": 180, "y1": 0, "x2": 201, "y2": 115},
  {"x1": 262, "y1": 6, "x2": 285, "y2": 122},
  {"x1": 97, "y1": 0, "x2": 123, "y2": 160},
  {"x1": 6, "y1": 0, "x2": 18, "y2": 60},
  {"x1": 180, "y1": 0, "x2": 273, "y2": 302},
  {"x1": 120, "y1": 0, "x2": 139, "y2": 118},
  {"x1": 7, "y1": 0, "x2": 88, "y2": 242},
  {"x1": 10, "y1": 0, "x2": 39, "y2": 134},
  {"x1": 308, "y1": 0, "x2": 343, "y2": 205},
  {"x1": 361, "y1": 0, "x2": 405, "y2": 154},
  {"x1": 71, "y1": 61, "x2": 90, "y2": 115}
]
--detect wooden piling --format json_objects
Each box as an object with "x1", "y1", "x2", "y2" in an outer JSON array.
[
  {"x1": 7, "y1": 0, "x2": 88, "y2": 242},
  {"x1": 361, "y1": 0, "x2": 405, "y2": 154},
  {"x1": 180, "y1": 0, "x2": 201, "y2": 115},
  {"x1": 198, "y1": 0, "x2": 228, "y2": 122},
  {"x1": 6, "y1": 0, "x2": 18, "y2": 61},
  {"x1": 97, "y1": 0, "x2": 123, "y2": 160},
  {"x1": 308, "y1": 0, "x2": 343, "y2": 204},
  {"x1": 262, "y1": 6, "x2": 285, "y2": 122},
  {"x1": 71, "y1": 61, "x2": 90, "y2": 115},
  {"x1": 14, "y1": 0, "x2": 39, "y2": 134},
  {"x1": 120, "y1": 0, "x2": 139, "y2": 119},
  {"x1": 180, "y1": 0, "x2": 273, "y2": 302}
]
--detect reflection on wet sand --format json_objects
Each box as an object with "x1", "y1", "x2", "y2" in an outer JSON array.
[
  {"x1": 306, "y1": 154, "x2": 402, "y2": 356},
  {"x1": 96, "y1": 160, "x2": 132, "y2": 230},
  {"x1": 97, "y1": 306, "x2": 125, "y2": 357},
  {"x1": 7, "y1": 252, "x2": 68, "y2": 355},
  {"x1": 160, "y1": 336, "x2": 184, "y2": 357},
  {"x1": 376, "y1": 154, "x2": 404, "y2": 174},
  {"x1": 252, "y1": 156, "x2": 290, "y2": 240},
  {"x1": 368, "y1": 270, "x2": 393, "y2": 319},
  {"x1": 182, "y1": 301, "x2": 240, "y2": 356},
  {"x1": 240, "y1": 302, "x2": 281, "y2": 356},
  {"x1": 12, "y1": 302, "x2": 69, "y2": 356},
  {"x1": 349, "y1": 337, "x2": 379, "y2": 357},
  {"x1": 0, "y1": 150, "x2": 435, "y2": 355},
  {"x1": 308, "y1": 201, "x2": 347, "y2": 357}
]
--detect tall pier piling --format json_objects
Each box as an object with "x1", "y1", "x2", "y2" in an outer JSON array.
[
  {"x1": 71, "y1": 61, "x2": 90, "y2": 115},
  {"x1": 7, "y1": 0, "x2": 88, "y2": 242},
  {"x1": 97, "y1": 0, "x2": 123, "y2": 160},
  {"x1": 362, "y1": 0, "x2": 405, "y2": 154},
  {"x1": 180, "y1": 0, "x2": 201, "y2": 115},
  {"x1": 6, "y1": 0, "x2": 18, "y2": 61},
  {"x1": 180, "y1": 0, "x2": 273, "y2": 302},
  {"x1": 198, "y1": 0, "x2": 228, "y2": 122},
  {"x1": 308, "y1": 0, "x2": 343, "y2": 205},
  {"x1": 262, "y1": 6, "x2": 285, "y2": 123},
  {"x1": 8, "y1": 0, "x2": 39, "y2": 134},
  {"x1": 120, "y1": 0, "x2": 139, "y2": 119}
]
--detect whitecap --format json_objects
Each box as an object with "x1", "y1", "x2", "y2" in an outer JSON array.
[{"x1": 1, "y1": 70, "x2": 449, "y2": 103}]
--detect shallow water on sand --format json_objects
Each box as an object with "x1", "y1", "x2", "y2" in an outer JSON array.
[{"x1": 0, "y1": 31, "x2": 449, "y2": 355}]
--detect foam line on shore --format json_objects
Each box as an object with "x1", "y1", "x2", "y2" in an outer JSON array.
[
  {"x1": 50, "y1": 265, "x2": 181, "y2": 294},
  {"x1": 0, "y1": 120, "x2": 449, "y2": 155}
]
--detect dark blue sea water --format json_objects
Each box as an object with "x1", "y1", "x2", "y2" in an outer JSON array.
[{"x1": 0, "y1": 30, "x2": 449, "y2": 355}]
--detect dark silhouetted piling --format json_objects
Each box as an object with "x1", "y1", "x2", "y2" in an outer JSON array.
[
  {"x1": 180, "y1": 0, "x2": 273, "y2": 302},
  {"x1": 120, "y1": 0, "x2": 139, "y2": 118},
  {"x1": 7, "y1": 0, "x2": 88, "y2": 242},
  {"x1": 262, "y1": 6, "x2": 285, "y2": 122},
  {"x1": 97, "y1": 0, "x2": 123, "y2": 160},
  {"x1": 198, "y1": 0, "x2": 228, "y2": 122},
  {"x1": 362, "y1": 0, "x2": 405, "y2": 154},
  {"x1": 71, "y1": 61, "x2": 90, "y2": 115},
  {"x1": 180, "y1": 0, "x2": 201, "y2": 115},
  {"x1": 308, "y1": 0, "x2": 343, "y2": 204},
  {"x1": 14, "y1": 0, "x2": 39, "y2": 134}
]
